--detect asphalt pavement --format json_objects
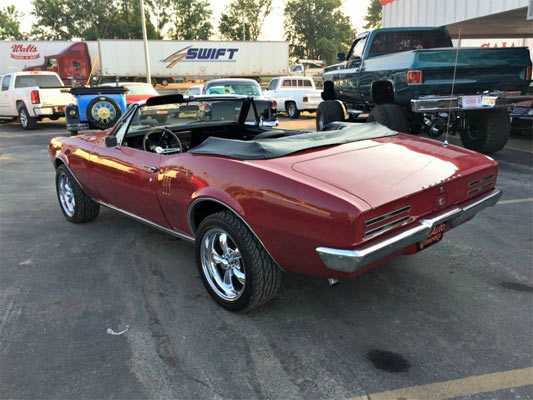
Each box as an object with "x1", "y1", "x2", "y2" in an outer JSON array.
[{"x1": 1, "y1": 118, "x2": 532, "y2": 399}]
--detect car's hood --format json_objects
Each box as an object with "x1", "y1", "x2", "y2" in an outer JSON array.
[{"x1": 291, "y1": 135, "x2": 497, "y2": 208}]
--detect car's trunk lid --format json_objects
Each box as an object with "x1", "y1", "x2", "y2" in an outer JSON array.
[{"x1": 291, "y1": 135, "x2": 497, "y2": 209}]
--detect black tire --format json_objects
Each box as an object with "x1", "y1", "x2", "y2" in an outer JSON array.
[
  {"x1": 367, "y1": 104, "x2": 409, "y2": 132},
  {"x1": 151, "y1": 78, "x2": 158, "y2": 87},
  {"x1": 86, "y1": 96, "x2": 122, "y2": 130},
  {"x1": 18, "y1": 104, "x2": 37, "y2": 130},
  {"x1": 287, "y1": 102, "x2": 300, "y2": 119},
  {"x1": 460, "y1": 109, "x2": 510, "y2": 154},
  {"x1": 316, "y1": 100, "x2": 344, "y2": 131},
  {"x1": 55, "y1": 165, "x2": 100, "y2": 223},
  {"x1": 160, "y1": 78, "x2": 169, "y2": 86},
  {"x1": 195, "y1": 211, "x2": 282, "y2": 311}
]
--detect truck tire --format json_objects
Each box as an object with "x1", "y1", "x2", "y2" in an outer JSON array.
[
  {"x1": 316, "y1": 100, "x2": 344, "y2": 131},
  {"x1": 195, "y1": 211, "x2": 282, "y2": 311},
  {"x1": 287, "y1": 102, "x2": 300, "y2": 119},
  {"x1": 18, "y1": 104, "x2": 37, "y2": 130},
  {"x1": 367, "y1": 104, "x2": 409, "y2": 132},
  {"x1": 151, "y1": 78, "x2": 158, "y2": 87},
  {"x1": 460, "y1": 109, "x2": 510, "y2": 154},
  {"x1": 160, "y1": 78, "x2": 169, "y2": 86},
  {"x1": 86, "y1": 96, "x2": 121, "y2": 130}
]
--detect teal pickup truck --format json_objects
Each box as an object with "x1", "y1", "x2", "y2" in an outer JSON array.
[{"x1": 317, "y1": 27, "x2": 533, "y2": 153}]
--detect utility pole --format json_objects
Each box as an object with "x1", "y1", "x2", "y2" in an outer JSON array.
[
  {"x1": 140, "y1": 0, "x2": 151, "y2": 84},
  {"x1": 242, "y1": 11, "x2": 246, "y2": 41}
]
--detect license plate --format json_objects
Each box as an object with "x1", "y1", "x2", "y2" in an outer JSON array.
[
  {"x1": 481, "y1": 96, "x2": 496, "y2": 107},
  {"x1": 461, "y1": 95, "x2": 482, "y2": 109},
  {"x1": 417, "y1": 223, "x2": 446, "y2": 251}
]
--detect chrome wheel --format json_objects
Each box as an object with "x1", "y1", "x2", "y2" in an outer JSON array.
[
  {"x1": 200, "y1": 228, "x2": 245, "y2": 302},
  {"x1": 58, "y1": 172, "x2": 75, "y2": 217},
  {"x1": 19, "y1": 109, "x2": 27, "y2": 128}
]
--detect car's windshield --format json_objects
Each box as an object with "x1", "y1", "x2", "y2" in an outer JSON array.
[
  {"x1": 205, "y1": 83, "x2": 261, "y2": 96},
  {"x1": 14, "y1": 74, "x2": 62, "y2": 88},
  {"x1": 127, "y1": 98, "x2": 249, "y2": 133},
  {"x1": 125, "y1": 84, "x2": 158, "y2": 95}
]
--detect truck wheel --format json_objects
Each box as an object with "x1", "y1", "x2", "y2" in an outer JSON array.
[
  {"x1": 367, "y1": 104, "x2": 409, "y2": 132},
  {"x1": 151, "y1": 78, "x2": 158, "y2": 87},
  {"x1": 460, "y1": 109, "x2": 510, "y2": 154},
  {"x1": 86, "y1": 96, "x2": 121, "y2": 130},
  {"x1": 55, "y1": 165, "x2": 100, "y2": 223},
  {"x1": 160, "y1": 78, "x2": 169, "y2": 86},
  {"x1": 18, "y1": 105, "x2": 37, "y2": 130},
  {"x1": 287, "y1": 102, "x2": 300, "y2": 119},
  {"x1": 195, "y1": 211, "x2": 282, "y2": 311},
  {"x1": 316, "y1": 100, "x2": 344, "y2": 131}
]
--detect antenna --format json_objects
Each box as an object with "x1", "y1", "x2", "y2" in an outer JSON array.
[{"x1": 444, "y1": 28, "x2": 461, "y2": 147}]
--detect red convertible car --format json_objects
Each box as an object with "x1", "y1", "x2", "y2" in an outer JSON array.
[{"x1": 49, "y1": 94, "x2": 502, "y2": 311}]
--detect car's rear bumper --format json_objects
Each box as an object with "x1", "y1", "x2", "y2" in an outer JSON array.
[
  {"x1": 316, "y1": 189, "x2": 502, "y2": 273},
  {"x1": 411, "y1": 94, "x2": 533, "y2": 113}
]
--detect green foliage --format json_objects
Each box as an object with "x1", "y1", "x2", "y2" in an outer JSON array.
[
  {"x1": 31, "y1": 0, "x2": 159, "y2": 40},
  {"x1": 363, "y1": 0, "x2": 382, "y2": 29},
  {"x1": 166, "y1": 0, "x2": 213, "y2": 40},
  {"x1": 0, "y1": 4, "x2": 26, "y2": 40},
  {"x1": 219, "y1": 0, "x2": 272, "y2": 41},
  {"x1": 284, "y1": 0, "x2": 355, "y2": 65}
]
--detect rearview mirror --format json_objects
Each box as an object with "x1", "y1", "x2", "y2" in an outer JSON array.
[
  {"x1": 336, "y1": 52, "x2": 346, "y2": 62},
  {"x1": 105, "y1": 135, "x2": 118, "y2": 148}
]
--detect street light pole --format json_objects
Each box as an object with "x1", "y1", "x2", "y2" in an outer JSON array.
[{"x1": 139, "y1": 0, "x2": 151, "y2": 84}]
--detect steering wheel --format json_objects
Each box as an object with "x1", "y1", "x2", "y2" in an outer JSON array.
[{"x1": 142, "y1": 127, "x2": 183, "y2": 153}]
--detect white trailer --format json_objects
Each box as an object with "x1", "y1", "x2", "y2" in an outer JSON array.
[{"x1": 97, "y1": 40, "x2": 289, "y2": 79}]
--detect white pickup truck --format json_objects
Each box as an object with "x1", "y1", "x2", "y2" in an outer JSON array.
[
  {"x1": 0, "y1": 71, "x2": 74, "y2": 129},
  {"x1": 263, "y1": 76, "x2": 322, "y2": 119}
]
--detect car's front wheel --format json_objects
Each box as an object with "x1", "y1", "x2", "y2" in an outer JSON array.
[
  {"x1": 55, "y1": 165, "x2": 100, "y2": 223},
  {"x1": 195, "y1": 211, "x2": 282, "y2": 311}
]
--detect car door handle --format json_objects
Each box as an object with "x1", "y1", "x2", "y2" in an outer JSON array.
[{"x1": 143, "y1": 165, "x2": 158, "y2": 173}]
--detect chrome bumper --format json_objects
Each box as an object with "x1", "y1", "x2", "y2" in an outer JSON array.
[
  {"x1": 316, "y1": 189, "x2": 502, "y2": 273},
  {"x1": 411, "y1": 94, "x2": 533, "y2": 113}
]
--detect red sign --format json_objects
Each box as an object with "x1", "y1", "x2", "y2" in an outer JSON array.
[
  {"x1": 10, "y1": 44, "x2": 40, "y2": 60},
  {"x1": 379, "y1": 0, "x2": 396, "y2": 5}
]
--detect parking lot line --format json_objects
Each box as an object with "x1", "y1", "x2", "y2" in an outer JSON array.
[
  {"x1": 349, "y1": 367, "x2": 533, "y2": 400},
  {"x1": 497, "y1": 198, "x2": 533, "y2": 205}
]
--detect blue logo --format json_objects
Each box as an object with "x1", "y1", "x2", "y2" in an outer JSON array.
[{"x1": 162, "y1": 46, "x2": 239, "y2": 68}]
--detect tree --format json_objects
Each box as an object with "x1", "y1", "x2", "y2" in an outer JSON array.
[
  {"x1": 219, "y1": 0, "x2": 272, "y2": 41},
  {"x1": 284, "y1": 0, "x2": 355, "y2": 64},
  {"x1": 0, "y1": 5, "x2": 26, "y2": 40},
  {"x1": 31, "y1": 0, "x2": 159, "y2": 40},
  {"x1": 166, "y1": 0, "x2": 213, "y2": 40},
  {"x1": 363, "y1": 0, "x2": 382, "y2": 29}
]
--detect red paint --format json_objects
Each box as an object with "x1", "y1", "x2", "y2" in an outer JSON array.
[
  {"x1": 24, "y1": 42, "x2": 91, "y2": 85},
  {"x1": 49, "y1": 131, "x2": 498, "y2": 279}
]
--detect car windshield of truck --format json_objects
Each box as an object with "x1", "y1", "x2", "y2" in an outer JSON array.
[
  {"x1": 14, "y1": 74, "x2": 63, "y2": 88},
  {"x1": 368, "y1": 30, "x2": 451, "y2": 57},
  {"x1": 205, "y1": 83, "x2": 261, "y2": 96}
]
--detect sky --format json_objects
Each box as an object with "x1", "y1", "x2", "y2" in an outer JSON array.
[{"x1": 1, "y1": 0, "x2": 370, "y2": 40}]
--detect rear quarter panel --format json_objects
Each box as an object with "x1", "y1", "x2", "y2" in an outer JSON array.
[{"x1": 159, "y1": 153, "x2": 370, "y2": 277}]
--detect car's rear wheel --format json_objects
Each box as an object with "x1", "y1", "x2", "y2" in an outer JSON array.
[
  {"x1": 460, "y1": 109, "x2": 510, "y2": 154},
  {"x1": 18, "y1": 104, "x2": 37, "y2": 130},
  {"x1": 316, "y1": 100, "x2": 344, "y2": 131},
  {"x1": 367, "y1": 104, "x2": 409, "y2": 132},
  {"x1": 287, "y1": 102, "x2": 300, "y2": 119},
  {"x1": 195, "y1": 211, "x2": 282, "y2": 311},
  {"x1": 55, "y1": 165, "x2": 100, "y2": 223}
]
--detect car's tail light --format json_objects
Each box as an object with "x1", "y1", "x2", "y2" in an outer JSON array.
[
  {"x1": 526, "y1": 66, "x2": 532, "y2": 81},
  {"x1": 271, "y1": 100, "x2": 277, "y2": 109},
  {"x1": 407, "y1": 70, "x2": 422, "y2": 85},
  {"x1": 30, "y1": 90, "x2": 40, "y2": 104},
  {"x1": 303, "y1": 97, "x2": 308, "y2": 102}
]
